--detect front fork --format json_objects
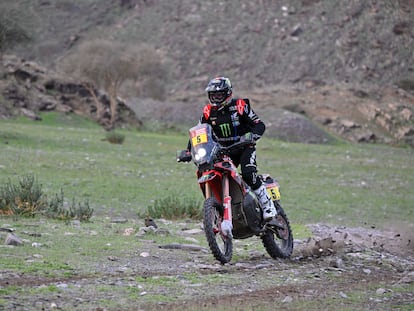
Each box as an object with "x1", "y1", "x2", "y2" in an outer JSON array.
[
  {"x1": 222, "y1": 175, "x2": 232, "y2": 222},
  {"x1": 204, "y1": 174, "x2": 233, "y2": 237}
]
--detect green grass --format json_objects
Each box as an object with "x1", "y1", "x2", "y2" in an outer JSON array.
[
  {"x1": 259, "y1": 139, "x2": 414, "y2": 228},
  {"x1": 0, "y1": 218, "x2": 139, "y2": 274},
  {"x1": 1, "y1": 111, "x2": 413, "y2": 229},
  {"x1": 0, "y1": 113, "x2": 200, "y2": 218}
]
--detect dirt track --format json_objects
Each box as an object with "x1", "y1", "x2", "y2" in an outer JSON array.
[{"x1": 1, "y1": 222, "x2": 413, "y2": 311}]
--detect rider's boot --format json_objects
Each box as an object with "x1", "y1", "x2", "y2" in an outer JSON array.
[{"x1": 253, "y1": 184, "x2": 277, "y2": 221}]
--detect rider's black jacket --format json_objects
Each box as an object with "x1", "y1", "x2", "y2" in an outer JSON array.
[
  {"x1": 199, "y1": 98, "x2": 265, "y2": 147},
  {"x1": 183, "y1": 98, "x2": 265, "y2": 189}
]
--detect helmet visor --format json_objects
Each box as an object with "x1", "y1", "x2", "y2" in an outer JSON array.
[{"x1": 208, "y1": 91, "x2": 227, "y2": 105}]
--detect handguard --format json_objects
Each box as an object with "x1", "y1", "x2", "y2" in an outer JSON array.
[
  {"x1": 176, "y1": 149, "x2": 192, "y2": 162},
  {"x1": 239, "y1": 132, "x2": 255, "y2": 144}
]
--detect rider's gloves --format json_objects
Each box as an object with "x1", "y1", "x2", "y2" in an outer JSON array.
[
  {"x1": 176, "y1": 149, "x2": 192, "y2": 162},
  {"x1": 221, "y1": 220, "x2": 233, "y2": 239},
  {"x1": 240, "y1": 132, "x2": 255, "y2": 144}
]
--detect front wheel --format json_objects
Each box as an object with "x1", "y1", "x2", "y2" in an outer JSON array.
[
  {"x1": 261, "y1": 204, "x2": 293, "y2": 259},
  {"x1": 203, "y1": 197, "x2": 233, "y2": 264}
]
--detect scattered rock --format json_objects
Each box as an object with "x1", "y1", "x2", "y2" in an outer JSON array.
[
  {"x1": 5, "y1": 233, "x2": 23, "y2": 246},
  {"x1": 376, "y1": 288, "x2": 387, "y2": 295},
  {"x1": 339, "y1": 291, "x2": 348, "y2": 299},
  {"x1": 181, "y1": 228, "x2": 204, "y2": 235},
  {"x1": 20, "y1": 108, "x2": 41, "y2": 121},
  {"x1": 0, "y1": 227, "x2": 14, "y2": 232},
  {"x1": 158, "y1": 243, "x2": 208, "y2": 252},
  {"x1": 184, "y1": 237, "x2": 200, "y2": 244},
  {"x1": 123, "y1": 228, "x2": 135, "y2": 236},
  {"x1": 110, "y1": 218, "x2": 128, "y2": 224},
  {"x1": 72, "y1": 220, "x2": 81, "y2": 228},
  {"x1": 393, "y1": 21, "x2": 410, "y2": 35},
  {"x1": 144, "y1": 217, "x2": 157, "y2": 228},
  {"x1": 396, "y1": 271, "x2": 414, "y2": 284},
  {"x1": 329, "y1": 257, "x2": 345, "y2": 269},
  {"x1": 363, "y1": 268, "x2": 372, "y2": 275},
  {"x1": 136, "y1": 226, "x2": 170, "y2": 237},
  {"x1": 290, "y1": 24, "x2": 303, "y2": 37}
]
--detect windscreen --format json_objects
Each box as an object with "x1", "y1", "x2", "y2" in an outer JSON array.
[{"x1": 189, "y1": 123, "x2": 218, "y2": 165}]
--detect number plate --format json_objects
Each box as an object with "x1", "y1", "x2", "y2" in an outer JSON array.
[
  {"x1": 190, "y1": 127, "x2": 208, "y2": 147},
  {"x1": 266, "y1": 183, "x2": 281, "y2": 201}
]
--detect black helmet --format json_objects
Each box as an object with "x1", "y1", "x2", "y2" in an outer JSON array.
[{"x1": 205, "y1": 77, "x2": 233, "y2": 107}]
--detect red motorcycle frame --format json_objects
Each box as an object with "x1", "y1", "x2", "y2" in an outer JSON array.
[{"x1": 180, "y1": 123, "x2": 293, "y2": 264}]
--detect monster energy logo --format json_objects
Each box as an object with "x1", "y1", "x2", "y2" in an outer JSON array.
[{"x1": 219, "y1": 123, "x2": 231, "y2": 137}]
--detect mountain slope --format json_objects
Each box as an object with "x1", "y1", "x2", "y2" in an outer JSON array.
[
  {"x1": 3, "y1": 0, "x2": 414, "y2": 146},
  {"x1": 12, "y1": 0, "x2": 413, "y2": 90}
]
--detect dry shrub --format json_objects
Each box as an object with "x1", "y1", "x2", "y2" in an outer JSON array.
[{"x1": 60, "y1": 40, "x2": 167, "y2": 125}]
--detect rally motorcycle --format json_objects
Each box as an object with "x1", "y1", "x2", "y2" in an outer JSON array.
[{"x1": 177, "y1": 123, "x2": 293, "y2": 264}]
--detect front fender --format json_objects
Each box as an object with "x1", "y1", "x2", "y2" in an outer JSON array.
[
  {"x1": 197, "y1": 170, "x2": 222, "y2": 184},
  {"x1": 198, "y1": 170, "x2": 223, "y2": 202},
  {"x1": 198, "y1": 171, "x2": 218, "y2": 184}
]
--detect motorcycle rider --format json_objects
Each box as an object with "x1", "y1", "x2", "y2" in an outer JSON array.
[{"x1": 181, "y1": 76, "x2": 278, "y2": 222}]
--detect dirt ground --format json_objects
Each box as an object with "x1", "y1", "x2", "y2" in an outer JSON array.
[{"x1": 1, "y1": 222, "x2": 413, "y2": 311}]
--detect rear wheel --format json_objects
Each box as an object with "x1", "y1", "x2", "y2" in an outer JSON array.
[
  {"x1": 203, "y1": 197, "x2": 233, "y2": 264},
  {"x1": 261, "y1": 203, "x2": 293, "y2": 259}
]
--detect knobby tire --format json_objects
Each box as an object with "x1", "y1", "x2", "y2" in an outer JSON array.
[
  {"x1": 203, "y1": 197, "x2": 233, "y2": 264},
  {"x1": 261, "y1": 204, "x2": 293, "y2": 259}
]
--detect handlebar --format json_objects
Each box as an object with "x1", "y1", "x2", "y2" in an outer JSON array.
[
  {"x1": 219, "y1": 139, "x2": 256, "y2": 155},
  {"x1": 177, "y1": 137, "x2": 256, "y2": 163}
]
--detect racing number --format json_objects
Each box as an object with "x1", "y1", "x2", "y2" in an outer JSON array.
[
  {"x1": 267, "y1": 186, "x2": 281, "y2": 201},
  {"x1": 191, "y1": 131, "x2": 207, "y2": 147}
]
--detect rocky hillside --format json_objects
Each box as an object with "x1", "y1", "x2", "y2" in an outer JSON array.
[
  {"x1": 0, "y1": 55, "x2": 137, "y2": 128},
  {"x1": 1, "y1": 0, "x2": 414, "y2": 146},
  {"x1": 11, "y1": 0, "x2": 414, "y2": 89}
]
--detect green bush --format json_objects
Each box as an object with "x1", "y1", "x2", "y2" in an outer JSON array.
[
  {"x1": 105, "y1": 131, "x2": 125, "y2": 144},
  {"x1": 146, "y1": 194, "x2": 202, "y2": 220},
  {"x1": 396, "y1": 78, "x2": 414, "y2": 92},
  {"x1": 0, "y1": 175, "x2": 93, "y2": 221},
  {"x1": 45, "y1": 189, "x2": 93, "y2": 222},
  {"x1": 0, "y1": 175, "x2": 46, "y2": 216}
]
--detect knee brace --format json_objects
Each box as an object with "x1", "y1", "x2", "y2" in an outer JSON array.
[{"x1": 242, "y1": 168, "x2": 261, "y2": 190}]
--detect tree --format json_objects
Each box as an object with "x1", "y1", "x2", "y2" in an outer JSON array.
[{"x1": 61, "y1": 39, "x2": 165, "y2": 127}]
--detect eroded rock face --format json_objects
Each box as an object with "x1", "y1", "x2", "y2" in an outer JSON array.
[
  {"x1": 2, "y1": 55, "x2": 414, "y2": 147},
  {"x1": 1, "y1": 55, "x2": 138, "y2": 128},
  {"x1": 260, "y1": 84, "x2": 414, "y2": 147}
]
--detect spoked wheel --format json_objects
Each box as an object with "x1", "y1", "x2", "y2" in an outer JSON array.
[
  {"x1": 203, "y1": 197, "x2": 233, "y2": 264},
  {"x1": 261, "y1": 203, "x2": 293, "y2": 259}
]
